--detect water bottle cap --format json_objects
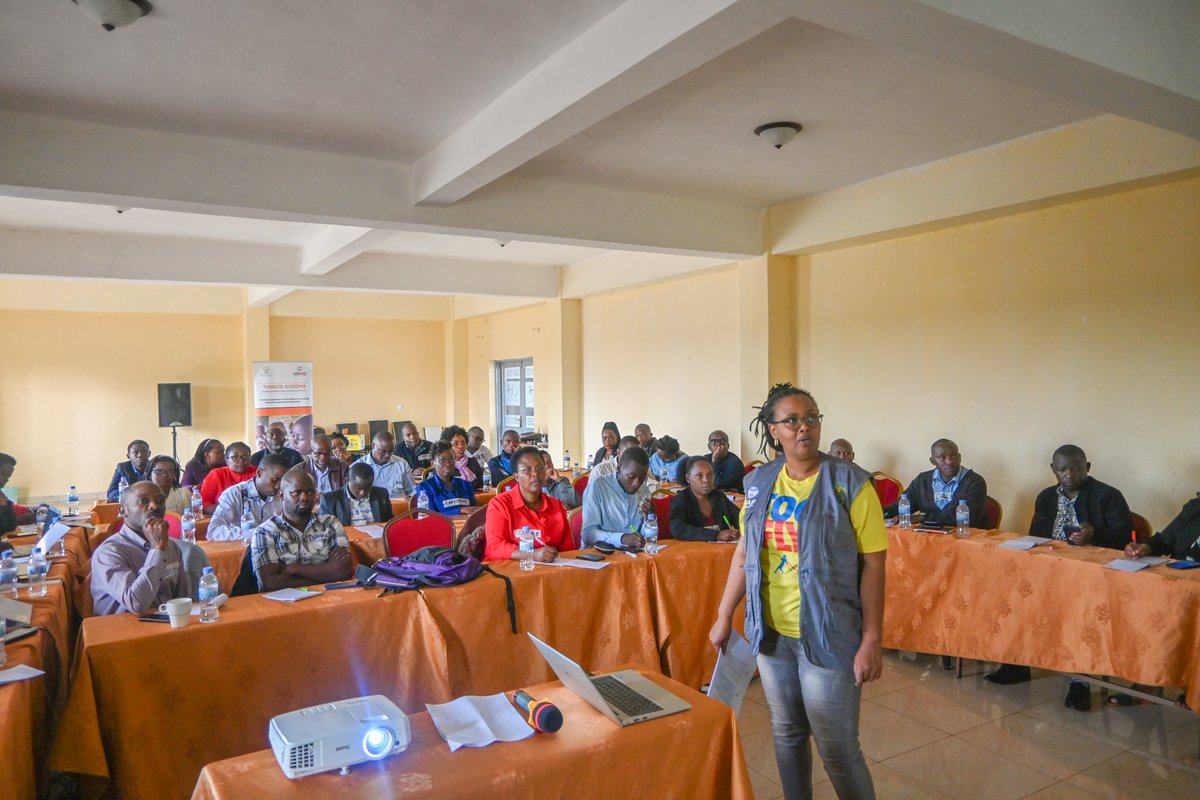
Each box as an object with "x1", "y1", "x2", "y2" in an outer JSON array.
[
  {"x1": 648, "y1": 513, "x2": 657, "y2": 521},
  {"x1": 202, "y1": 567, "x2": 213, "y2": 574},
  {"x1": 900, "y1": 493, "x2": 908, "y2": 498},
  {"x1": 33, "y1": 547, "x2": 42, "y2": 554},
  {"x1": 2, "y1": 550, "x2": 12, "y2": 559}
]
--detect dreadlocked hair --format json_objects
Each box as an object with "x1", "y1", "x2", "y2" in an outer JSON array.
[{"x1": 749, "y1": 383, "x2": 818, "y2": 457}]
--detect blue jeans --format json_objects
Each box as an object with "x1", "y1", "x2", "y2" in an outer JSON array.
[{"x1": 757, "y1": 628, "x2": 875, "y2": 800}]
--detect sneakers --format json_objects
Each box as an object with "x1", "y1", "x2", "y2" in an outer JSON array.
[
  {"x1": 984, "y1": 664, "x2": 1032, "y2": 685},
  {"x1": 1065, "y1": 680, "x2": 1092, "y2": 711}
]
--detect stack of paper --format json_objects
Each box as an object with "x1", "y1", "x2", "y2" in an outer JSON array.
[
  {"x1": 426, "y1": 693, "x2": 534, "y2": 752},
  {"x1": 999, "y1": 536, "x2": 1053, "y2": 551},
  {"x1": 707, "y1": 631, "x2": 756, "y2": 714},
  {"x1": 262, "y1": 588, "x2": 322, "y2": 602}
]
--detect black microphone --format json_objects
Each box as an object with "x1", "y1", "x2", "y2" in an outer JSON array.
[{"x1": 513, "y1": 690, "x2": 563, "y2": 733}]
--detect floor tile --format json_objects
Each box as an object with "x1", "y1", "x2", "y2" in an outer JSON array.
[
  {"x1": 1021, "y1": 781, "x2": 1106, "y2": 799},
  {"x1": 748, "y1": 766, "x2": 784, "y2": 800},
  {"x1": 1065, "y1": 750, "x2": 1200, "y2": 799},
  {"x1": 859, "y1": 700, "x2": 949, "y2": 762},
  {"x1": 740, "y1": 727, "x2": 833, "y2": 786},
  {"x1": 812, "y1": 762, "x2": 951, "y2": 799},
  {"x1": 883, "y1": 736, "x2": 1058, "y2": 800},
  {"x1": 745, "y1": 676, "x2": 767, "y2": 707},
  {"x1": 957, "y1": 712, "x2": 1127, "y2": 780},
  {"x1": 1026, "y1": 695, "x2": 1197, "y2": 749},
  {"x1": 738, "y1": 694, "x2": 774, "y2": 736},
  {"x1": 871, "y1": 677, "x2": 1023, "y2": 735},
  {"x1": 1127, "y1": 718, "x2": 1200, "y2": 770}
]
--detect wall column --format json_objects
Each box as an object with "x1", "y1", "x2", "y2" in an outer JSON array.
[
  {"x1": 241, "y1": 295, "x2": 271, "y2": 442},
  {"x1": 543, "y1": 298, "x2": 583, "y2": 464},
  {"x1": 737, "y1": 254, "x2": 797, "y2": 458}
]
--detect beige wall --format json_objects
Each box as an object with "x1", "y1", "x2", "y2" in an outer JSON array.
[
  {"x1": 0, "y1": 309, "x2": 246, "y2": 498},
  {"x1": 798, "y1": 175, "x2": 1200, "y2": 530},
  {"x1": 267, "y1": 316, "x2": 447, "y2": 436},
  {"x1": 580, "y1": 269, "x2": 743, "y2": 461}
]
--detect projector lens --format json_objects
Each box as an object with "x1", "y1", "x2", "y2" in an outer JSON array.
[{"x1": 362, "y1": 727, "x2": 394, "y2": 758}]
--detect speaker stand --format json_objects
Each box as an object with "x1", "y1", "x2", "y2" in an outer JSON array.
[{"x1": 169, "y1": 424, "x2": 180, "y2": 464}]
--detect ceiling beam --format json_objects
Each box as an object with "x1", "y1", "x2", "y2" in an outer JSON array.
[
  {"x1": 301, "y1": 226, "x2": 397, "y2": 275},
  {"x1": 0, "y1": 109, "x2": 763, "y2": 260},
  {"x1": 0, "y1": 228, "x2": 560, "y2": 298},
  {"x1": 246, "y1": 287, "x2": 294, "y2": 307},
  {"x1": 409, "y1": 0, "x2": 788, "y2": 205}
]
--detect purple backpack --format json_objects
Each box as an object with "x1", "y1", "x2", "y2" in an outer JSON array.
[{"x1": 366, "y1": 546, "x2": 517, "y2": 633}]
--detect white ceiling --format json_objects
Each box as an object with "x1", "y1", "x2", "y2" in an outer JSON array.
[
  {"x1": 0, "y1": 0, "x2": 623, "y2": 161},
  {"x1": 515, "y1": 20, "x2": 1098, "y2": 207},
  {"x1": 372, "y1": 231, "x2": 607, "y2": 266}
]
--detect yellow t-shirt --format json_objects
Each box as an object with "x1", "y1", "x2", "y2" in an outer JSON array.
[{"x1": 745, "y1": 469, "x2": 888, "y2": 638}]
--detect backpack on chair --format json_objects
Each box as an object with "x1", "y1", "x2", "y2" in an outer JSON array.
[{"x1": 364, "y1": 546, "x2": 517, "y2": 633}]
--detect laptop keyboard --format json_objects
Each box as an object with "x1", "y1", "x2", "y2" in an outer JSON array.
[{"x1": 592, "y1": 674, "x2": 663, "y2": 717}]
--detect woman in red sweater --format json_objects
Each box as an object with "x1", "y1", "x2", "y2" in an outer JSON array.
[{"x1": 484, "y1": 447, "x2": 572, "y2": 563}]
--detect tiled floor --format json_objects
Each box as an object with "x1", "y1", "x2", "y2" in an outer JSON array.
[{"x1": 737, "y1": 652, "x2": 1199, "y2": 799}]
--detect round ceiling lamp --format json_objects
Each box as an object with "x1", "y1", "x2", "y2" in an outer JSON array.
[
  {"x1": 754, "y1": 121, "x2": 803, "y2": 150},
  {"x1": 71, "y1": 0, "x2": 152, "y2": 32}
]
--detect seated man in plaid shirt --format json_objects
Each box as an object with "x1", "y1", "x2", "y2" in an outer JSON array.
[{"x1": 252, "y1": 469, "x2": 353, "y2": 592}]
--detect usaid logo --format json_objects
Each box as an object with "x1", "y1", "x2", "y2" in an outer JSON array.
[{"x1": 292, "y1": 366, "x2": 308, "y2": 376}]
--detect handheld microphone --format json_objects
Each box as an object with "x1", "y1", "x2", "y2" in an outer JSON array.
[{"x1": 513, "y1": 690, "x2": 563, "y2": 733}]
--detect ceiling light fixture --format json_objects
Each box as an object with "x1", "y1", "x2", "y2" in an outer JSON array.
[
  {"x1": 754, "y1": 121, "x2": 802, "y2": 150},
  {"x1": 71, "y1": 0, "x2": 152, "y2": 32}
]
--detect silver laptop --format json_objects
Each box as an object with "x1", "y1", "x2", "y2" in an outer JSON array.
[{"x1": 528, "y1": 633, "x2": 690, "y2": 726}]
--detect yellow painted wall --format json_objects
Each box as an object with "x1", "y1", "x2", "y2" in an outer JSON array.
[
  {"x1": 267, "y1": 316, "x2": 447, "y2": 435},
  {"x1": 799, "y1": 176, "x2": 1200, "y2": 530},
  {"x1": 0, "y1": 309, "x2": 246, "y2": 498},
  {"x1": 580, "y1": 269, "x2": 743, "y2": 461}
]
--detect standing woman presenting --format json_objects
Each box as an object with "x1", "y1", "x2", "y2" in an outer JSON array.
[{"x1": 710, "y1": 383, "x2": 887, "y2": 800}]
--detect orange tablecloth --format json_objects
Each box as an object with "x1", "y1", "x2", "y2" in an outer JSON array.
[
  {"x1": 191, "y1": 671, "x2": 752, "y2": 800},
  {"x1": 884, "y1": 527, "x2": 1200, "y2": 711},
  {"x1": 49, "y1": 542, "x2": 736, "y2": 799}
]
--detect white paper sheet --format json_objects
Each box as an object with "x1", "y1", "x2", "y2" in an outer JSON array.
[
  {"x1": 34, "y1": 522, "x2": 72, "y2": 557},
  {"x1": 262, "y1": 588, "x2": 322, "y2": 602},
  {"x1": 189, "y1": 594, "x2": 229, "y2": 615},
  {"x1": 1104, "y1": 559, "x2": 1150, "y2": 572},
  {"x1": 532, "y1": 557, "x2": 611, "y2": 570},
  {"x1": 0, "y1": 664, "x2": 45, "y2": 686},
  {"x1": 999, "y1": 536, "x2": 1053, "y2": 551},
  {"x1": 425, "y1": 693, "x2": 534, "y2": 752},
  {"x1": 706, "y1": 630, "x2": 756, "y2": 714},
  {"x1": 357, "y1": 525, "x2": 385, "y2": 539},
  {"x1": 1127, "y1": 556, "x2": 1171, "y2": 567}
]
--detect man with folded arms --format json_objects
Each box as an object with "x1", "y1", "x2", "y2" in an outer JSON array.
[
  {"x1": 358, "y1": 431, "x2": 416, "y2": 498},
  {"x1": 91, "y1": 481, "x2": 192, "y2": 615},
  {"x1": 466, "y1": 426, "x2": 495, "y2": 470},
  {"x1": 251, "y1": 424, "x2": 303, "y2": 469},
  {"x1": 207, "y1": 454, "x2": 288, "y2": 541},
  {"x1": 703, "y1": 430, "x2": 745, "y2": 493},
  {"x1": 581, "y1": 447, "x2": 653, "y2": 549},
  {"x1": 487, "y1": 430, "x2": 522, "y2": 483},
  {"x1": 634, "y1": 423, "x2": 657, "y2": 455},
  {"x1": 299, "y1": 434, "x2": 349, "y2": 494},
  {"x1": 322, "y1": 462, "x2": 392, "y2": 527},
  {"x1": 890, "y1": 439, "x2": 989, "y2": 528},
  {"x1": 986, "y1": 444, "x2": 1132, "y2": 710},
  {"x1": 253, "y1": 470, "x2": 352, "y2": 591},
  {"x1": 396, "y1": 423, "x2": 434, "y2": 470},
  {"x1": 199, "y1": 442, "x2": 256, "y2": 514}
]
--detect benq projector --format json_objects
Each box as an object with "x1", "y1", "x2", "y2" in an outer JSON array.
[{"x1": 269, "y1": 695, "x2": 410, "y2": 779}]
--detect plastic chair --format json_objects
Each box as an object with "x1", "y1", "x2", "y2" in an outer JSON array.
[
  {"x1": 496, "y1": 475, "x2": 517, "y2": 493},
  {"x1": 383, "y1": 508, "x2": 454, "y2": 558},
  {"x1": 870, "y1": 473, "x2": 903, "y2": 508},
  {"x1": 567, "y1": 507, "x2": 584, "y2": 550},
  {"x1": 1130, "y1": 512, "x2": 1153, "y2": 543},
  {"x1": 651, "y1": 495, "x2": 674, "y2": 539},
  {"x1": 984, "y1": 496, "x2": 1004, "y2": 529}
]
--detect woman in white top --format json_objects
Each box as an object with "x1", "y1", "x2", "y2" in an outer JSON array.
[{"x1": 147, "y1": 455, "x2": 192, "y2": 514}]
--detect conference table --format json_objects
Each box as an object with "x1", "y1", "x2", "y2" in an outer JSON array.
[{"x1": 191, "y1": 671, "x2": 753, "y2": 800}]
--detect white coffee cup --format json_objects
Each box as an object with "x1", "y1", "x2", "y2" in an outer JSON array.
[{"x1": 159, "y1": 597, "x2": 192, "y2": 628}]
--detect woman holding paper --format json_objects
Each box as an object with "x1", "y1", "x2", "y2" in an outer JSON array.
[
  {"x1": 709, "y1": 383, "x2": 887, "y2": 800},
  {"x1": 484, "y1": 447, "x2": 570, "y2": 563}
]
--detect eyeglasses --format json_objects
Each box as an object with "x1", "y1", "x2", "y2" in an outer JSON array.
[
  {"x1": 708, "y1": 438, "x2": 728, "y2": 445},
  {"x1": 770, "y1": 414, "x2": 823, "y2": 430},
  {"x1": 150, "y1": 468, "x2": 176, "y2": 477}
]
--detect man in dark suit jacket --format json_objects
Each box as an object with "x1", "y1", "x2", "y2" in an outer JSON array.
[
  {"x1": 251, "y1": 426, "x2": 303, "y2": 469},
  {"x1": 1029, "y1": 444, "x2": 1131, "y2": 549},
  {"x1": 106, "y1": 439, "x2": 151, "y2": 502},
  {"x1": 889, "y1": 439, "x2": 989, "y2": 528},
  {"x1": 321, "y1": 462, "x2": 392, "y2": 527}
]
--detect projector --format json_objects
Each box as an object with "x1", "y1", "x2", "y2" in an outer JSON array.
[{"x1": 269, "y1": 695, "x2": 411, "y2": 779}]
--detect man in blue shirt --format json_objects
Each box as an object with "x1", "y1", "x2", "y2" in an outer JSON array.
[
  {"x1": 647, "y1": 435, "x2": 687, "y2": 484},
  {"x1": 703, "y1": 429, "x2": 745, "y2": 493},
  {"x1": 356, "y1": 431, "x2": 416, "y2": 498},
  {"x1": 889, "y1": 439, "x2": 988, "y2": 528},
  {"x1": 487, "y1": 430, "x2": 521, "y2": 483},
  {"x1": 581, "y1": 448, "x2": 653, "y2": 548},
  {"x1": 414, "y1": 443, "x2": 477, "y2": 515}
]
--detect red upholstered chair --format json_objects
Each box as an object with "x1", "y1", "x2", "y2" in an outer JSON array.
[
  {"x1": 567, "y1": 507, "x2": 583, "y2": 550},
  {"x1": 90, "y1": 501, "x2": 120, "y2": 526},
  {"x1": 744, "y1": 460, "x2": 763, "y2": 475},
  {"x1": 984, "y1": 496, "x2": 1004, "y2": 530},
  {"x1": 411, "y1": 466, "x2": 430, "y2": 484},
  {"x1": 455, "y1": 505, "x2": 490, "y2": 559},
  {"x1": 1130, "y1": 512, "x2": 1153, "y2": 543},
  {"x1": 496, "y1": 475, "x2": 518, "y2": 493},
  {"x1": 572, "y1": 471, "x2": 590, "y2": 496},
  {"x1": 651, "y1": 495, "x2": 674, "y2": 540},
  {"x1": 162, "y1": 512, "x2": 184, "y2": 539},
  {"x1": 870, "y1": 473, "x2": 903, "y2": 509},
  {"x1": 382, "y1": 508, "x2": 454, "y2": 558}
]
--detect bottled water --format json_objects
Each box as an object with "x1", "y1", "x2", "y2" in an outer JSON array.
[
  {"x1": 198, "y1": 566, "x2": 219, "y2": 604},
  {"x1": 181, "y1": 508, "x2": 197, "y2": 544},
  {"x1": 898, "y1": 494, "x2": 912, "y2": 529},
  {"x1": 956, "y1": 500, "x2": 971, "y2": 538},
  {"x1": 67, "y1": 485, "x2": 79, "y2": 516},
  {"x1": 0, "y1": 616, "x2": 6, "y2": 668},
  {"x1": 118, "y1": 475, "x2": 129, "y2": 499},
  {"x1": 572, "y1": 461, "x2": 580, "y2": 479},
  {"x1": 644, "y1": 514, "x2": 660, "y2": 555},
  {"x1": 27, "y1": 547, "x2": 49, "y2": 598},
  {"x1": 483, "y1": 465, "x2": 492, "y2": 491},
  {"x1": 0, "y1": 551, "x2": 18, "y2": 599},
  {"x1": 586, "y1": 454, "x2": 594, "y2": 470},
  {"x1": 416, "y1": 492, "x2": 430, "y2": 512},
  {"x1": 563, "y1": 450, "x2": 571, "y2": 473},
  {"x1": 190, "y1": 488, "x2": 203, "y2": 520},
  {"x1": 517, "y1": 526, "x2": 535, "y2": 571},
  {"x1": 35, "y1": 505, "x2": 48, "y2": 529},
  {"x1": 239, "y1": 499, "x2": 255, "y2": 542}
]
